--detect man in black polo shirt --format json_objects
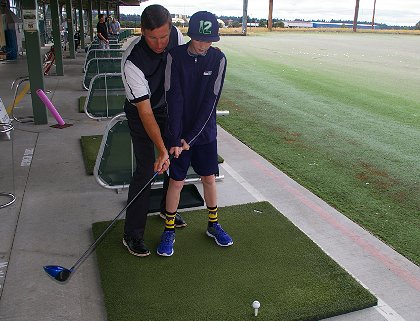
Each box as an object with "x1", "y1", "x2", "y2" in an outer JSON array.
[
  {"x1": 96, "y1": 14, "x2": 109, "y2": 49},
  {"x1": 121, "y1": 4, "x2": 186, "y2": 256}
]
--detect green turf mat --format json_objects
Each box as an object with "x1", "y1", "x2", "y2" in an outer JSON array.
[
  {"x1": 92, "y1": 201, "x2": 377, "y2": 321},
  {"x1": 79, "y1": 96, "x2": 87, "y2": 113},
  {"x1": 84, "y1": 95, "x2": 126, "y2": 117},
  {"x1": 80, "y1": 135, "x2": 102, "y2": 175},
  {"x1": 80, "y1": 134, "x2": 224, "y2": 176}
]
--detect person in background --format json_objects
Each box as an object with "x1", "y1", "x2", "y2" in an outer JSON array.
[
  {"x1": 157, "y1": 11, "x2": 233, "y2": 257},
  {"x1": 60, "y1": 20, "x2": 68, "y2": 50},
  {"x1": 121, "y1": 4, "x2": 186, "y2": 257},
  {"x1": 96, "y1": 14, "x2": 109, "y2": 49},
  {"x1": 110, "y1": 17, "x2": 121, "y2": 36}
]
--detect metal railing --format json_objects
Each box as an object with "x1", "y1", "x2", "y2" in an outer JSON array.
[
  {"x1": 0, "y1": 120, "x2": 16, "y2": 209},
  {"x1": 10, "y1": 76, "x2": 34, "y2": 123}
]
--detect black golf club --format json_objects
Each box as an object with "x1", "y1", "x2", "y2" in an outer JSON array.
[{"x1": 44, "y1": 164, "x2": 165, "y2": 282}]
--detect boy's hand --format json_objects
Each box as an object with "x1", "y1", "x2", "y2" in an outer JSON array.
[
  {"x1": 180, "y1": 139, "x2": 190, "y2": 151},
  {"x1": 169, "y1": 146, "x2": 183, "y2": 158},
  {"x1": 169, "y1": 139, "x2": 190, "y2": 159}
]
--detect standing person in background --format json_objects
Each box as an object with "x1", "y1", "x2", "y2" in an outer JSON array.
[
  {"x1": 106, "y1": 16, "x2": 112, "y2": 34},
  {"x1": 110, "y1": 17, "x2": 121, "y2": 36},
  {"x1": 96, "y1": 14, "x2": 110, "y2": 49},
  {"x1": 121, "y1": 4, "x2": 186, "y2": 257},
  {"x1": 60, "y1": 20, "x2": 68, "y2": 50},
  {"x1": 157, "y1": 11, "x2": 233, "y2": 257}
]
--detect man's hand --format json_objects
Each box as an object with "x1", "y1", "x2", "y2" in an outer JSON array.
[{"x1": 154, "y1": 149, "x2": 170, "y2": 174}]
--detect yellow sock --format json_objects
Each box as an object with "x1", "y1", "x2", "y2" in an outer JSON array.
[
  {"x1": 208, "y1": 206, "x2": 218, "y2": 226},
  {"x1": 164, "y1": 211, "x2": 176, "y2": 231}
]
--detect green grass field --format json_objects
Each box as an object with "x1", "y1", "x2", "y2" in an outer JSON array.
[{"x1": 217, "y1": 32, "x2": 420, "y2": 265}]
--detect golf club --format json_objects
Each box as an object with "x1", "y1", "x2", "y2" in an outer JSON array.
[{"x1": 44, "y1": 161, "x2": 167, "y2": 282}]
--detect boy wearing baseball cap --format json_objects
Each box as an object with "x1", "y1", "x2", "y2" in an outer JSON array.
[{"x1": 157, "y1": 11, "x2": 233, "y2": 256}]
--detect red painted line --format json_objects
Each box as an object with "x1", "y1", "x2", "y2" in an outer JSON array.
[{"x1": 250, "y1": 158, "x2": 420, "y2": 292}]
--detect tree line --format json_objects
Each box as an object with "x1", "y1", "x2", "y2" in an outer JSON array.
[{"x1": 119, "y1": 14, "x2": 418, "y2": 30}]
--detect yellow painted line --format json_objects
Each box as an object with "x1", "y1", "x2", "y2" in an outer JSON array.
[{"x1": 6, "y1": 82, "x2": 30, "y2": 115}]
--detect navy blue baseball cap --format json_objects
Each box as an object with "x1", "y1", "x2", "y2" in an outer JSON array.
[{"x1": 187, "y1": 11, "x2": 220, "y2": 42}]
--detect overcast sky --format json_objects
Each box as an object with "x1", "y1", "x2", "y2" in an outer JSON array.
[{"x1": 120, "y1": 0, "x2": 419, "y2": 26}]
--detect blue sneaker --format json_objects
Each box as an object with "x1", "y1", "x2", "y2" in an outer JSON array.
[
  {"x1": 206, "y1": 223, "x2": 233, "y2": 247},
  {"x1": 157, "y1": 231, "x2": 175, "y2": 256}
]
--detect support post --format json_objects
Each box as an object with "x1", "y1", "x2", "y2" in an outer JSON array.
[
  {"x1": 40, "y1": 2, "x2": 46, "y2": 45},
  {"x1": 50, "y1": 0, "x2": 64, "y2": 75},
  {"x1": 87, "y1": 0, "x2": 93, "y2": 43},
  {"x1": 78, "y1": 0, "x2": 85, "y2": 48},
  {"x1": 65, "y1": 0, "x2": 76, "y2": 57},
  {"x1": 242, "y1": 0, "x2": 248, "y2": 35},
  {"x1": 353, "y1": 0, "x2": 360, "y2": 32},
  {"x1": 21, "y1": 0, "x2": 48, "y2": 124},
  {"x1": 116, "y1": 0, "x2": 120, "y2": 20},
  {"x1": 371, "y1": 0, "x2": 377, "y2": 29},
  {"x1": 268, "y1": 0, "x2": 273, "y2": 31}
]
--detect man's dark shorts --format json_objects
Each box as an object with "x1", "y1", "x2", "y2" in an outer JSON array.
[{"x1": 169, "y1": 140, "x2": 218, "y2": 181}]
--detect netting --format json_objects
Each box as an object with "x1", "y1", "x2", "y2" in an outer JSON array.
[
  {"x1": 94, "y1": 116, "x2": 212, "y2": 190},
  {"x1": 97, "y1": 119, "x2": 134, "y2": 187},
  {"x1": 84, "y1": 49, "x2": 125, "y2": 72},
  {"x1": 83, "y1": 58, "x2": 122, "y2": 89},
  {"x1": 85, "y1": 73, "x2": 125, "y2": 118}
]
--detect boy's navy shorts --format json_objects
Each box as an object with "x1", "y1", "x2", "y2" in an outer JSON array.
[{"x1": 169, "y1": 140, "x2": 218, "y2": 181}]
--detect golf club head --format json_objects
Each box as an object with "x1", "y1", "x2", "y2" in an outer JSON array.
[{"x1": 43, "y1": 265, "x2": 72, "y2": 282}]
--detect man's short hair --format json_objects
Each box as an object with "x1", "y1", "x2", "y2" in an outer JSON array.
[
  {"x1": 98, "y1": 13, "x2": 104, "y2": 20},
  {"x1": 141, "y1": 4, "x2": 172, "y2": 30}
]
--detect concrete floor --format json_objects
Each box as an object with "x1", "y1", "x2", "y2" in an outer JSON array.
[{"x1": 0, "y1": 41, "x2": 419, "y2": 321}]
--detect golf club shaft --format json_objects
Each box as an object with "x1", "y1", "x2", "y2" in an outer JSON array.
[{"x1": 69, "y1": 170, "x2": 160, "y2": 272}]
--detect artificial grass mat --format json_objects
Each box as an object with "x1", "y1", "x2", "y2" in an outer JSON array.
[
  {"x1": 80, "y1": 134, "x2": 225, "y2": 176},
  {"x1": 92, "y1": 201, "x2": 377, "y2": 321},
  {"x1": 79, "y1": 96, "x2": 86, "y2": 112},
  {"x1": 80, "y1": 95, "x2": 125, "y2": 117},
  {"x1": 80, "y1": 135, "x2": 102, "y2": 175}
]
